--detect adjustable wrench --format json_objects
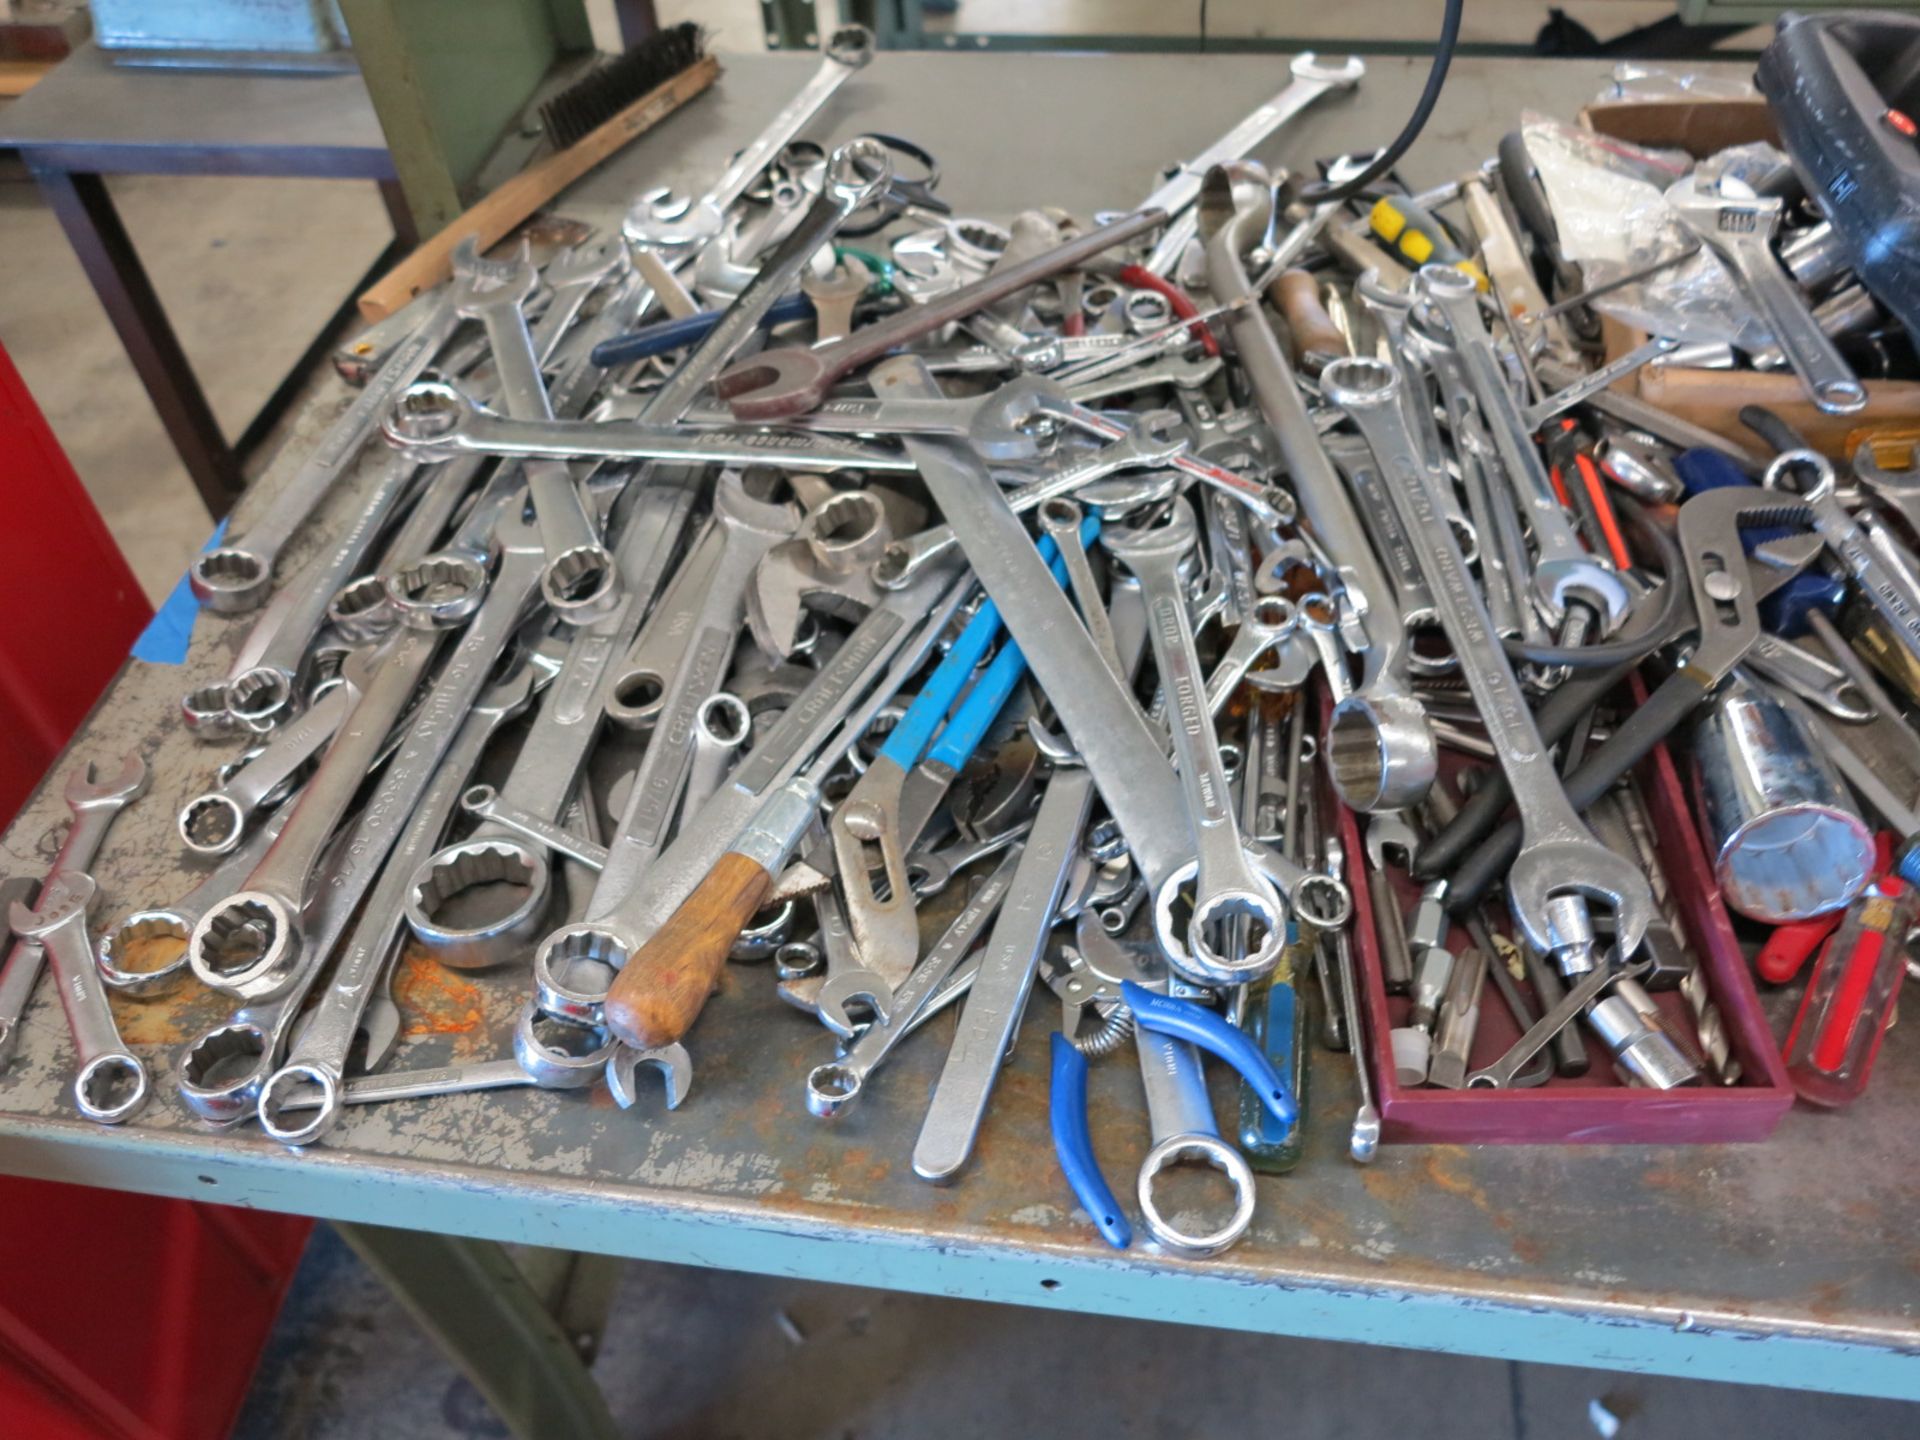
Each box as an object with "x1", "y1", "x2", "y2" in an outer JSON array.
[
  {"x1": 451, "y1": 237, "x2": 619, "y2": 618},
  {"x1": 623, "y1": 26, "x2": 875, "y2": 254},
  {"x1": 1137, "y1": 53, "x2": 1366, "y2": 277},
  {"x1": 256, "y1": 663, "x2": 536, "y2": 1146},
  {"x1": 10, "y1": 876, "x2": 148, "y2": 1124},
  {"x1": 1765, "y1": 450, "x2": 1920, "y2": 666},
  {"x1": 1325, "y1": 356, "x2": 1653, "y2": 967},
  {"x1": 1665, "y1": 170, "x2": 1866, "y2": 416},
  {"x1": 714, "y1": 209, "x2": 1167, "y2": 422},
  {"x1": 0, "y1": 753, "x2": 148, "y2": 1071},
  {"x1": 1416, "y1": 264, "x2": 1633, "y2": 630}
]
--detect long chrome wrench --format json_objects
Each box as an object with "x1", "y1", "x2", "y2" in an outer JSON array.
[
  {"x1": 451, "y1": 238, "x2": 619, "y2": 618},
  {"x1": 0, "y1": 754, "x2": 148, "y2": 1071},
  {"x1": 1103, "y1": 500, "x2": 1287, "y2": 986},
  {"x1": 189, "y1": 290, "x2": 462, "y2": 613},
  {"x1": 1324, "y1": 357, "x2": 1653, "y2": 965},
  {"x1": 403, "y1": 478, "x2": 699, "y2": 967},
  {"x1": 1416, "y1": 265, "x2": 1632, "y2": 629},
  {"x1": 1139, "y1": 53, "x2": 1365, "y2": 276},
  {"x1": 622, "y1": 26, "x2": 875, "y2": 254},
  {"x1": 1198, "y1": 162, "x2": 1435, "y2": 814},
  {"x1": 256, "y1": 664, "x2": 537, "y2": 1145}
]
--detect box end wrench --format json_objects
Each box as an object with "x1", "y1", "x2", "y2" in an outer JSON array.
[
  {"x1": 0, "y1": 753, "x2": 149, "y2": 1072},
  {"x1": 10, "y1": 875, "x2": 149, "y2": 1124}
]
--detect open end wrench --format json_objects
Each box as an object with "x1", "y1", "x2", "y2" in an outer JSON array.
[
  {"x1": 1325, "y1": 356, "x2": 1654, "y2": 965},
  {"x1": 10, "y1": 875, "x2": 148, "y2": 1124},
  {"x1": 0, "y1": 754, "x2": 149, "y2": 1071}
]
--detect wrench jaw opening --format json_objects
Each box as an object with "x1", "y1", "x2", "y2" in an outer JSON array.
[
  {"x1": 712, "y1": 347, "x2": 834, "y2": 424},
  {"x1": 813, "y1": 969, "x2": 895, "y2": 1041},
  {"x1": 1136, "y1": 1134, "x2": 1257, "y2": 1258},
  {"x1": 383, "y1": 379, "x2": 479, "y2": 462},
  {"x1": 1504, "y1": 841, "x2": 1654, "y2": 975},
  {"x1": 539, "y1": 537, "x2": 620, "y2": 621},
  {"x1": 1289, "y1": 51, "x2": 1367, "y2": 88},
  {"x1": 1534, "y1": 558, "x2": 1633, "y2": 634},
  {"x1": 1326, "y1": 691, "x2": 1439, "y2": 814},
  {"x1": 190, "y1": 545, "x2": 276, "y2": 615},
  {"x1": 607, "y1": 1041, "x2": 692, "y2": 1111},
  {"x1": 188, "y1": 890, "x2": 303, "y2": 1002},
  {"x1": 403, "y1": 837, "x2": 553, "y2": 971},
  {"x1": 178, "y1": 793, "x2": 247, "y2": 859},
  {"x1": 389, "y1": 551, "x2": 490, "y2": 630},
  {"x1": 182, "y1": 684, "x2": 239, "y2": 740}
]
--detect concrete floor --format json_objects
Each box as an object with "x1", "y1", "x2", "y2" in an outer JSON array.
[{"x1": 0, "y1": 20, "x2": 1908, "y2": 1440}]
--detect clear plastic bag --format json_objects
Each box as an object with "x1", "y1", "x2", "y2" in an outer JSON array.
[
  {"x1": 1602, "y1": 63, "x2": 1760, "y2": 103},
  {"x1": 1521, "y1": 116, "x2": 1781, "y2": 349}
]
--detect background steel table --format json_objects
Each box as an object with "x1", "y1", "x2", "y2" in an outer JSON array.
[
  {"x1": 0, "y1": 40, "x2": 410, "y2": 517},
  {"x1": 2, "y1": 50, "x2": 1914, "y2": 1425}
]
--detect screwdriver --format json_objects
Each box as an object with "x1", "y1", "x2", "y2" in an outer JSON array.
[{"x1": 1367, "y1": 194, "x2": 1488, "y2": 290}]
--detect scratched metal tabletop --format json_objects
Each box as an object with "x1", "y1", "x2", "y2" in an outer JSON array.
[{"x1": 3, "y1": 52, "x2": 1916, "y2": 1400}]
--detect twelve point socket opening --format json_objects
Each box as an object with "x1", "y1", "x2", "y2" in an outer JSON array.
[
  {"x1": 258, "y1": 1063, "x2": 336, "y2": 1139},
  {"x1": 409, "y1": 839, "x2": 546, "y2": 950},
  {"x1": 394, "y1": 555, "x2": 484, "y2": 609},
  {"x1": 545, "y1": 545, "x2": 616, "y2": 606},
  {"x1": 193, "y1": 896, "x2": 286, "y2": 981},
  {"x1": 193, "y1": 547, "x2": 266, "y2": 589},
  {"x1": 226, "y1": 669, "x2": 292, "y2": 725},
  {"x1": 1326, "y1": 706, "x2": 1392, "y2": 812},
  {"x1": 180, "y1": 793, "x2": 244, "y2": 855},
  {"x1": 99, "y1": 912, "x2": 192, "y2": 993},
  {"x1": 76, "y1": 1054, "x2": 147, "y2": 1122},
  {"x1": 180, "y1": 1023, "x2": 269, "y2": 1093},
  {"x1": 386, "y1": 380, "x2": 465, "y2": 440}
]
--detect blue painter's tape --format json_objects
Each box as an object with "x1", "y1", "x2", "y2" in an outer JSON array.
[{"x1": 131, "y1": 520, "x2": 226, "y2": 666}]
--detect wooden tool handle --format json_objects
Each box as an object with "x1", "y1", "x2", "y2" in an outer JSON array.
[
  {"x1": 1269, "y1": 269, "x2": 1345, "y2": 372},
  {"x1": 602, "y1": 850, "x2": 770, "y2": 1050},
  {"x1": 357, "y1": 55, "x2": 721, "y2": 322}
]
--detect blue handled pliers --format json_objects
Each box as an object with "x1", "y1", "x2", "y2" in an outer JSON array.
[
  {"x1": 824, "y1": 517, "x2": 1097, "y2": 1014},
  {"x1": 1050, "y1": 976, "x2": 1295, "y2": 1251}
]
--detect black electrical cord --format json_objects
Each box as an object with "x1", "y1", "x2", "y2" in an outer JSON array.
[
  {"x1": 1496, "y1": 495, "x2": 1689, "y2": 669},
  {"x1": 1297, "y1": 0, "x2": 1466, "y2": 206}
]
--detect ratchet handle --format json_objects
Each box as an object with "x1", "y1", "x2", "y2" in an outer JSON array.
[
  {"x1": 1446, "y1": 669, "x2": 1709, "y2": 911},
  {"x1": 1049, "y1": 1034, "x2": 1132, "y2": 1250},
  {"x1": 603, "y1": 851, "x2": 771, "y2": 1050},
  {"x1": 591, "y1": 293, "x2": 815, "y2": 368},
  {"x1": 1122, "y1": 980, "x2": 1296, "y2": 1126}
]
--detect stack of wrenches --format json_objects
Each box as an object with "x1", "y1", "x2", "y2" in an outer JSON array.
[{"x1": 21, "y1": 40, "x2": 1920, "y2": 1266}]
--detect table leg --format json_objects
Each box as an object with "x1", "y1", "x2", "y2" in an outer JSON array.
[
  {"x1": 331, "y1": 1222, "x2": 619, "y2": 1440},
  {"x1": 378, "y1": 176, "x2": 419, "y2": 251},
  {"x1": 27, "y1": 163, "x2": 243, "y2": 519}
]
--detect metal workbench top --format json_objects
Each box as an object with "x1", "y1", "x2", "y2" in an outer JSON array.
[
  {"x1": 0, "y1": 40, "x2": 390, "y2": 177},
  {"x1": 4, "y1": 50, "x2": 1916, "y2": 1402}
]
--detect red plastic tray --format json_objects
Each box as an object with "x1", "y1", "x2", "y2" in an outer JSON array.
[{"x1": 1343, "y1": 731, "x2": 1794, "y2": 1144}]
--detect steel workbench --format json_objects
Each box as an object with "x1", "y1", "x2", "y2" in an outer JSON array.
[{"x1": 2, "y1": 51, "x2": 1915, "y2": 1425}]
